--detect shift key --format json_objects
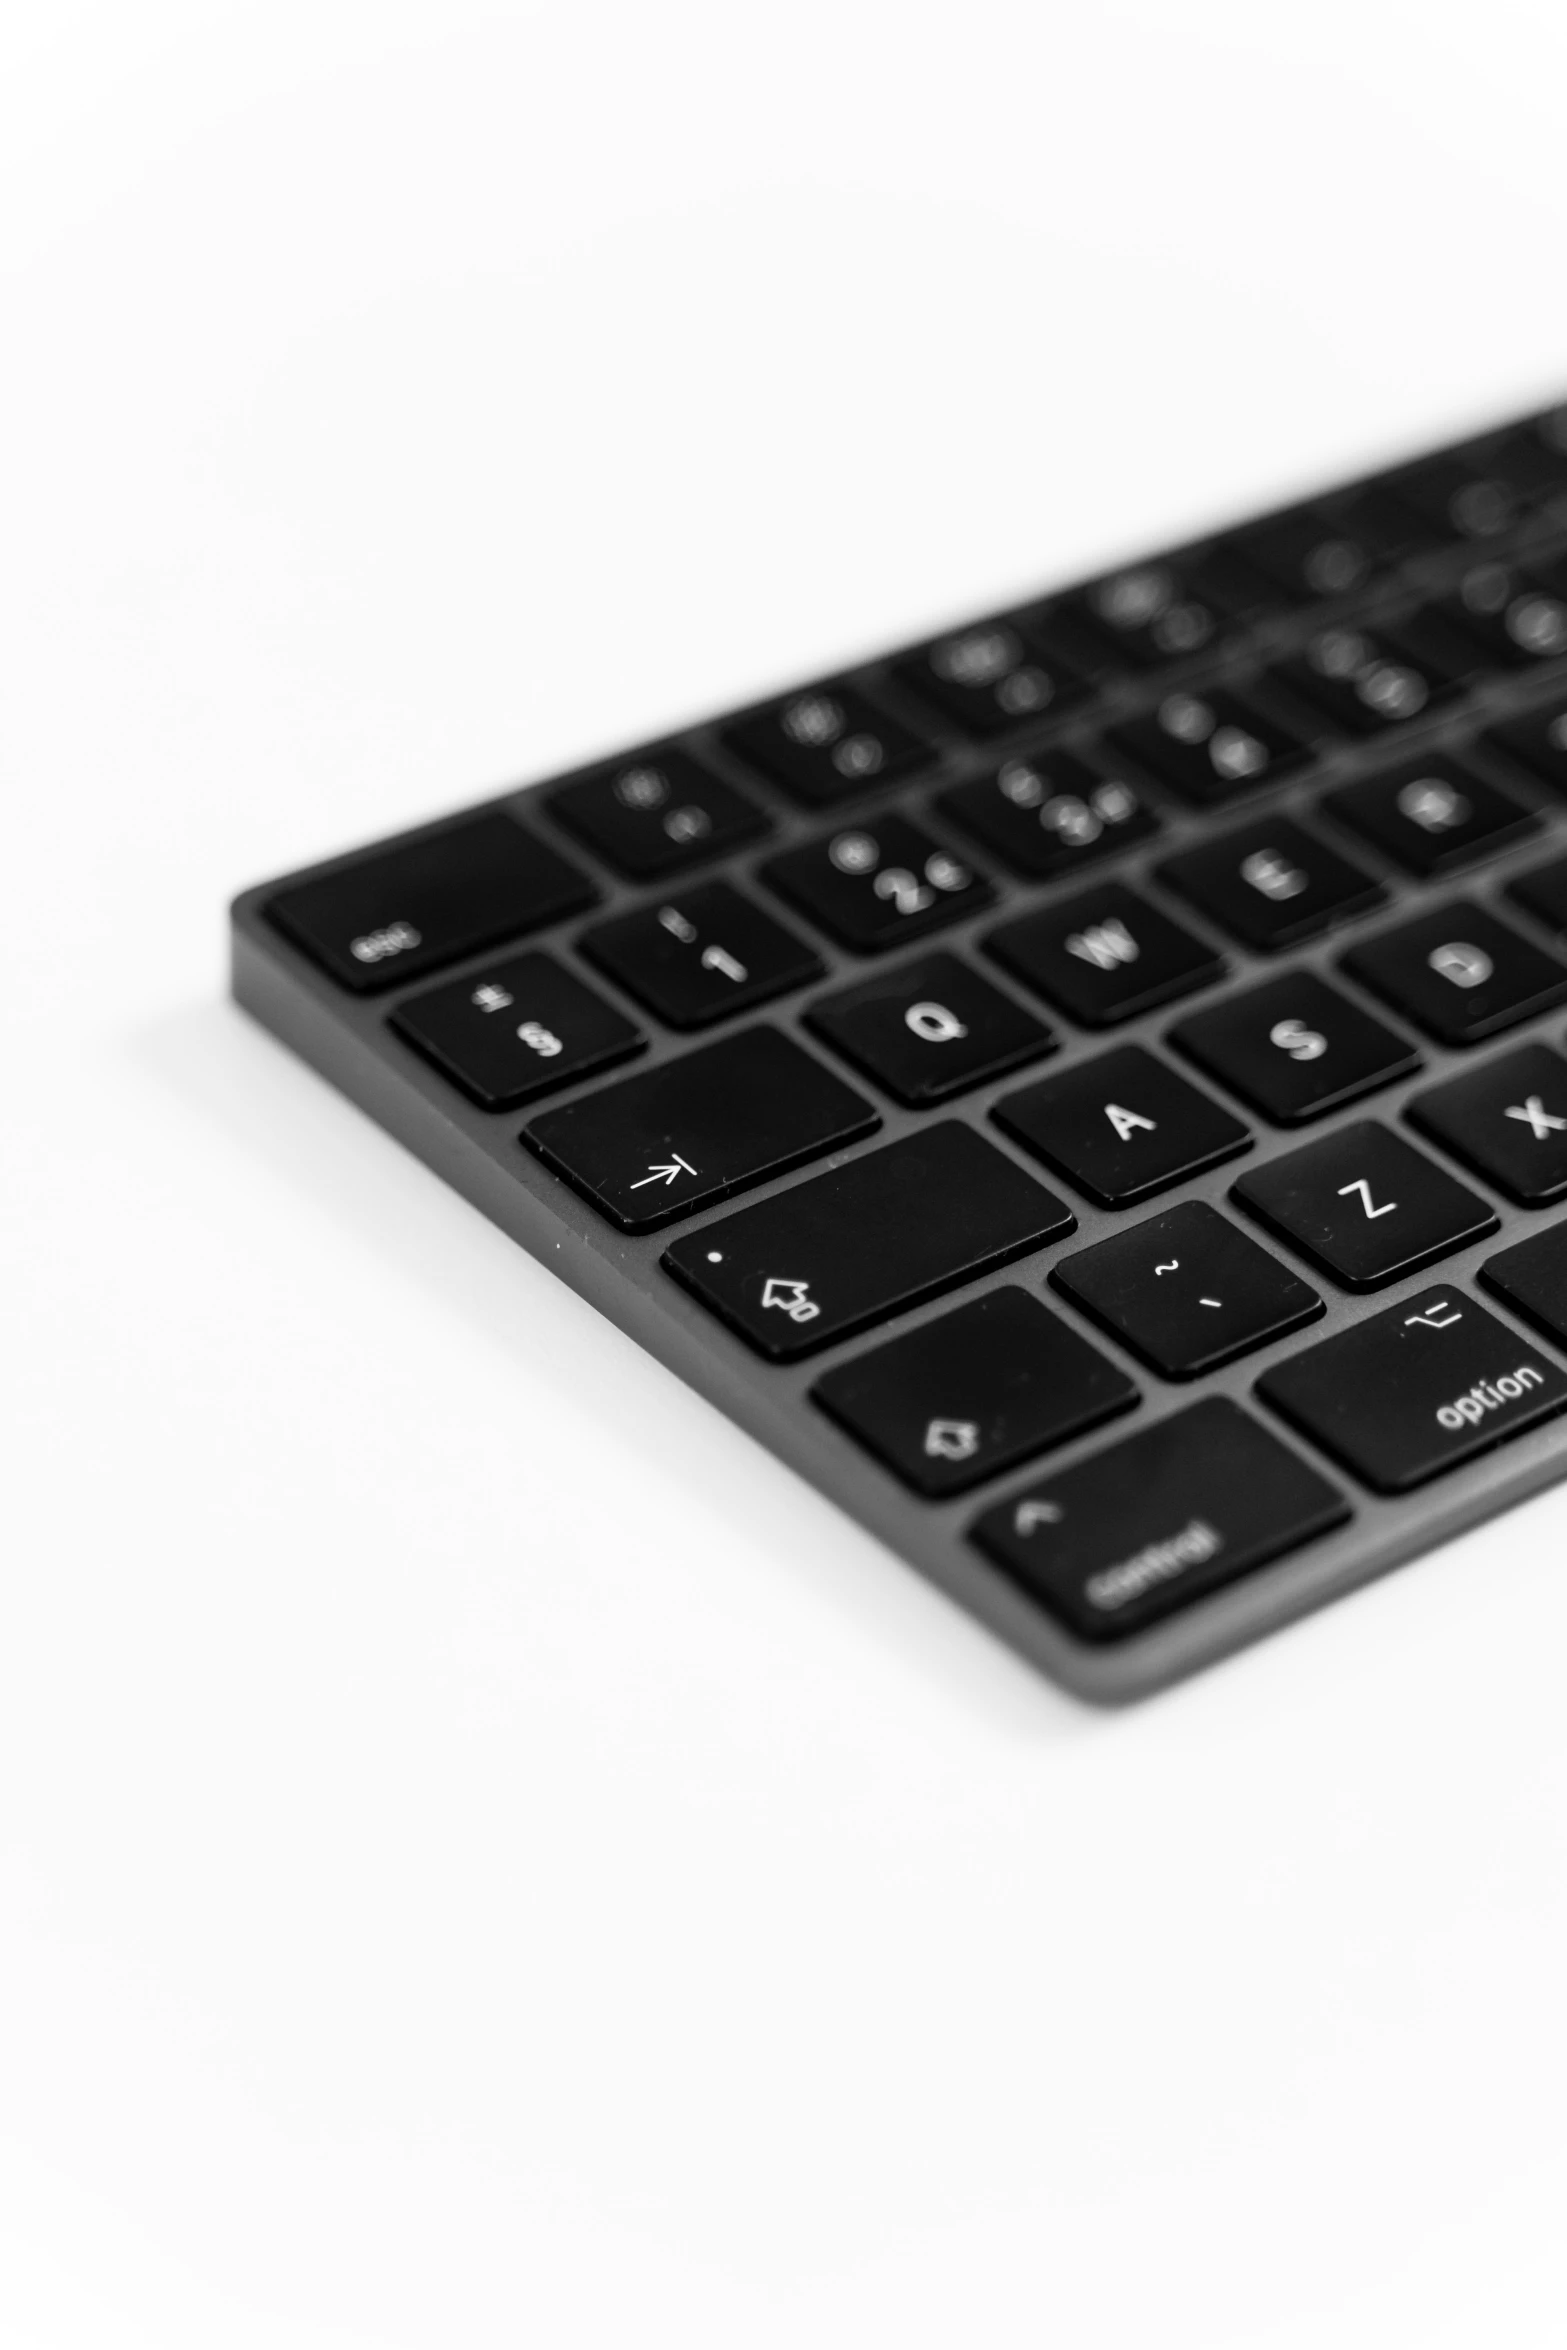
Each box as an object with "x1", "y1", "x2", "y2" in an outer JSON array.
[
  {"x1": 523, "y1": 1026, "x2": 878, "y2": 1231},
  {"x1": 663, "y1": 1124, "x2": 1075, "y2": 1359}
]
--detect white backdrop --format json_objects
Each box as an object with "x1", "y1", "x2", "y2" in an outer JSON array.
[{"x1": 7, "y1": 4, "x2": 1567, "y2": 2343}]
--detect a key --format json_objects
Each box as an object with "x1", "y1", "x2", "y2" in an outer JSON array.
[
  {"x1": 936, "y1": 749, "x2": 1161, "y2": 880},
  {"x1": 1343, "y1": 901, "x2": 1567, "y2": 1045},
  {"x1": 812, "y1": 1286, "x2": 1137, "y2": 1497},
  {"x1": 1232, "y1": 1121, "x2": 1497, "y2": 1289},
  {"x1": 1272, "y1": 611, "x2": 1476, "y2": 738},
  {"x1": 890, "y1": 618, "x2": 1088, "y2": 738},
  {"x1": 722, "y1": 682, "x2": 936, "y2": 807},
  {"x1": 1108, "y1": 687, "x2": 1313, "y2": 805},
  {"x1": 1506, "y1": 853, "x2": 1567, "y2": 938},
  {"x1": 546, "y1": 749, "x2": 768, "y2": 879},
  {"x1": 1159, "y1": 815, "x2": 1382, "y2": 952},
  {"x1": 390, "y1": 951, "x2": 643, "y2": 1108},
  {"x1": 1482, "y1": 1223, "x2": 1567, "y2": 1345},
  {"x1": 1484, "y1": 411, "x2": 1567, "y2": 502},
  {"x1": 267, "y1": 812, "x2": 597, "y2": 993},
  {"x1": 1484, "y1": 697, "x2": 1567, "y2": 796},
  {"x1": 993, "y1": 1045, "x2": 1250, "y2": 1207},
  {"x1": 579, "y1": 882, "x2": 821, "y2": 1027},
  {"x1": 1045, "y1": 547, "x2": 1259, "y2": 673},
  {"x1": 1258, "y1": 1285, "x2": 1567, "y2": 1492},
  {"x1": 762, "y1": 815, "x2": 990, "y2": 953},
  {"x1": 1052, "y1": 1200, "x2": 1322, "y2": 1378},
  {"x1": 1406, "y1": 1043, "x2": 1567, "y2": 1205},
  {"x1": 661, "y1": 1124, "x2": 1075, "y2": 1360},
  {"x1": 805, "y1": 951, "x2": 1054, "y2": 1106},
  {"x1": 969, "y1": 1397, "x2": 1349, "y2": 1643},
  {"x1": 1322, "y1": 753, "x2": 1539, "y2": 879},
  {"x1": 1229, "y1": 498, "x2": 1395, "y2": 607},
  {"x1": 1435, "y1": 562, "x2": 1567, "y2": 671},
  {"x1": 1169, "y1": 971, "x2": 1420, "y2": 1125},
  {"x1": 523, "y1": 1026, "x2": 878, "y2": 1231},
  {"x1": 986, "y1": 882, "x2": 1225, "y2": 1027}
]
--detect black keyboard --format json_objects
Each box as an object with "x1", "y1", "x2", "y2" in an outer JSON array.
[{"x1": 232, "y1": 401, "x2": 1567, "y2": 1702}]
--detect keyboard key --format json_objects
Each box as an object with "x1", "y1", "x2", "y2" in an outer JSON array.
[
  {"x1": 523, "y1": 1026, "x2": 877, "y2": 1231},
  {"x1": 547, "y1": 750, "x2": 767, "y2": 879},
  {"x1": 1232, "y1": 1121, "x2": 1497, "y2": 1290},
  {"x1": 1047, "y1": 548, "x2": 1257, "y2": 672},
  {"x1": 762, "y1": 816, "x2": 990, "y2": 953},
  {"x1": 805, "y1": 951, "x2": 1054, "y2": 1105},
  {"x1": 1108, "y1": 687, "x2": 1312, "y2": 805},
  {"x1": 579, "y1": 882, "x2": 821, "y2": 1027},
  {"x1": 1273, "y1": 611, "x2": 1476, "y2": 737},
  {"x1": 1322, "y1": 753, "x2": 1538, "y2": 879},
  {"x1": 722, "y1": 683, "x2": 935, "y2": 807},
  {"x1": 970, "y1": 1398, "x2": 1349, "y2": 1643},
  {"x1": 1484, "y1": 410, "x2": 1567, "y2": 502},
  {"x1": 1406, "y1": 1042, "x2": 1567, "y2": 1204},
  {"x1": 662, "y1": 1124, "x2": 1074, "y2": 1360},
  {"x1": 891, "y1": 619, "x2": 1088, "y2": 738},
  {"x1": 936, "y1": 750, "x2": 1160, "y2": 880},
  {"x1": 1052, "y1": 1200, "x2": 1322, "y2": 1378},
  {"x1": 1506, "y1": 853, "x2": 1567, "y2": 938},
  {"x1": 812, "y1": 1287, "x2": 1137, "y2": 1497},
  {"x1": 1160, "y1": 815, "x2": 1382, "y2": 952},
  {"x1": 390, "y1": 951, "x2": 643, "y2": 1108},
  {"x1": 987, "y1": 882, "x2": 1225, "y2": 1027},
  {"x1": 1482, "y1": 1223, "x2": 1567, "y2": 1343},
  {"x1": 1230, "y1": 499, "x2": 1394, "y2": 606},
  {"x1": 1437, "y1": 562, "x2": 1567, "y2": 671},
  {"x1": 1170, "y1": 972, "x2": 1420, "y2": 1125},
  {"x1": 267, "y1": 812, "x2": 597, "y2": 993},
  {"x1": 1483, "y1": 695, "x2": 1567, "y2": 795},
  {"x1": 1343, "y1": 902, "x2": 1567, "y2": 1045},
  {"x1": 994, "y1": 1045, "x2": 1250, "y2": 1206},
  {"x1": 1258, "y1": 1286, "x2": 1567, "y2": 1492},
  {"x1": 1393, "y1": 454, "x2": 1525, "y2": 543}
]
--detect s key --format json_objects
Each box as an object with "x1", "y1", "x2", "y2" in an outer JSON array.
[
  {"x1": 1232, "y1": 1122, "x2": 1497, "y2": 1290},
  {"x1": 1170, "y1": 972, "x2": 1420, "y2": 1125}
]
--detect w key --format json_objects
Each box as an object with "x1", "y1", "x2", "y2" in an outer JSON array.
[{"x1": 1232, "y1": 1122, "x2": 1497, "y2": 1289}]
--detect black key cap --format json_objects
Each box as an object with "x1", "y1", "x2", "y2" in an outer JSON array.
[
  {"x1": 805, "y1": 951, "x2": 1054, "y2": 1106},
  {"x1": 987, "y1": 882, "x2": 1225, "y2": 1027},
  {"x1": 579, "y1": 882, "x2": 820, "y2": 1028},
  {"x1": 1052, "y1": 1200, "x2": 1322, "y2": 1378},
  {"x1": 1482, "y1": 1223, "x2": 1567, "y2": 1343},
  {"x1": 970, "y1": 1398, "x2": 1349, "y2": 1643},
  {"x1": 1393, "y1": 454, "x2": 1525, "y2": 543},
  {"x1": 1047, "y1": 549, "x2": 1255, "y2": 673},
  {"x1": 1258, "y1": 1285, "x2": 1567, "y2": 1492},
  {"x1": 1322, "y1": 754, "x2": 1538, "y2": 879},
  {"x1": 662, "y1": 1125, "x2": 1074, "y2": 1360},
  {"x1": 1507, "y1": 853, "x2": 1567, "y2": 938},
  {"x1": 1170, "y1": 972, "x2": 1419, "y2": 1125},
  {"x1": 1484, "y1": 695, "x2": 1567, "y2": 795},
  {"x1": 762, "y1": 816, "x2": 989, "y2": 953},
  {"x1": 994, "y1": 1045, "x2": 1250, "y2": 1207},
  {"x1": 1230, "y1": 500, "x2": 1390, "y2": 607},
  {"x1": 1232, "y1": 1121, "x2": 1497, "y2": 1289},
  {"x1": 1109, "y1": 687, "x2": 1312, "y2": 806},
  {"x1": 1160, "y1": 815, "x2": 1382, "y2": 952},
  {"x1": 936, "y1": 750, "x2": 1160, "y2": 880},
  {"x1": 1344, "y1": 902, "x2": 1567, "y2": 1045},
  {"x1": 268, "y1": 812, "x2": 596, "y2": 993},
  {"x1": 1484, "y1": 410, "x2": 1567, "y2": 502},
  {"x1": 390, "y1": 951, "x2": 642, "y2": 1108},
  {"x1": 523, "y1": 1026, "x2": 877, "y2": 1231},
  {"x1": 1406, "y1": 1042, "x2": 1567, "y2": 1204},
  {"x1": 812, "y1": 1287, "x2": 1137, "y2": 1497},
  {"x1": 547, "y1": 750, "x2": 767, "y2": 879},
  {"x1": 1273, "y1": 611, "x2": 1474, "y2": 738},
  {"x1": 722, "y1": 683, "x2": 934, "y2": 807},
  {"x1": 890, "y1": 619, "x2": 1087, "y2": 738},
  {"x1": 1438, "y1": 561, "x2": 1567, "y2": 671}
]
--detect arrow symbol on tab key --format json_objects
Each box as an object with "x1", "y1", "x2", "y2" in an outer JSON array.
[
  {"x1": 1013, "y1": 1499, "x2": 1062, "y2": 1537},
  {"x1": 630, "y1": 1152, "x2": 698, "y2": 1189}
]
